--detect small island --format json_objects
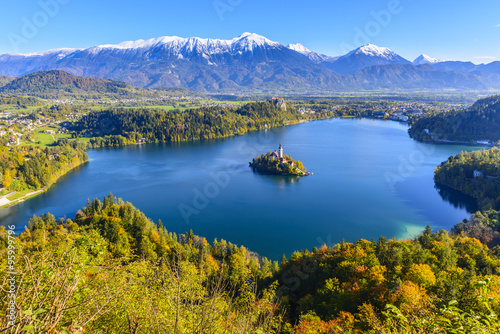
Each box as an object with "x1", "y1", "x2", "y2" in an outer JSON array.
[{"x1": 249, "y1": 143, "x2": 311, "y2": 176}]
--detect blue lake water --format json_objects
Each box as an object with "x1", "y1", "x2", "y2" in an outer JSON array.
[{"x1": 0, "y1": 118, "x2": 479, "y2": 259}]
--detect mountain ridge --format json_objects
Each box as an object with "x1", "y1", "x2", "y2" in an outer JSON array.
[{"x1": 1, "y1": 33, "x2": 500, "y2": 93}]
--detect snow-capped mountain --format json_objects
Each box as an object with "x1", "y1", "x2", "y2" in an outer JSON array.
[
  {"x1": 1, "y1": 33, "x2": 500, "y2": 92},
  {"x1": 0, "y1": 48, "x2": 82, "y2": 76},
  {"x1": 0, "y1": 33, "x2": 321, "y2": 75},
  {"x1": 0, "y1": 33, "x2": 331, "y2": 89},
  {"x1": 85, "y1": 33, "x2": 282, "y2": 61},
  {"x1": 0, "y1": 33, "x2": 294, "y2": 73},
  {"x1": 348, "y1": 44, "x2": 400, "y2": 58},
  {"x1": 286, "y1": 43, "x2": 310, "y2": 54},
  {"x1": 324, "y1": 44, "x2": 411, "y2": 75},
  {"x1": 413, "y1": 54, "x2": 440, "y2": 65},
  {"x1": 285, "y1": 43, "x2": 338, "y2": 63},
  {"x1": 5, "y1": 48, "x2": 81, "y2": 58}
]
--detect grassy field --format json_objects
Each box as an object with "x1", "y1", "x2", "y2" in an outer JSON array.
[
  {"x1": 0, "y1": 105, "x2": 44, "y2": 113},
  {"x1": 89, "y1": 103, "x2": 193, "y2": 111},
  {"x1": 31, "y1": 126, "x2": 64, "y2": 146},
  {"x1": 198, "y1": 99, "x2": 251, "y2": 105},
  {"x1": 7, "y1": 190, "x2": 32, "y2": 201},
  {"x1": 86, "y1": 100, "x2": 253, "y2": 112},
  {"x1": 22, "y1": 125, "x2": 90, "y2": 148},
  {"x1": 0, "y1": 188, "x2": 11, "y2": 196},
  {"x1": 122, "y1": 104, "x2": 191, "y2": 111},
  {"x1": 0, "y1": 188, "x2": 46, "y2": 209}
]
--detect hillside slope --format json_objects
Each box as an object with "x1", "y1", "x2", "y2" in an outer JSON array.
[
  {"x1": 0, "y1": 70, "x2": 156, "y2": 99},
  {"x1": 409, "y1": 95, "x2": 500, "y2": 143},
  {"x1": 0, "y1": 75, "x2": 13, "y2": 87}
]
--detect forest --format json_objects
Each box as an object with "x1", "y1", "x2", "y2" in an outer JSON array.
[
  {"x1": 2, "y1": 194, "x2": 500, "y2": 333},
  {"x1": 0, "y1": 142, "x2": 88, "y2": 193},
  {"x1": 0, "y1": 76, "x2": 13, "y2": 87},
  {"x1": 0, "y1": 70, "x2": 157, "y2": 100},
  {"x1": 409, "y1": 95, "x2": 500, "y2": 143},
  {"x1": 434, "y1": 148, "x2": 500, "y2": 211},
  {"x1": 75, "y1": 100, "x2": 330, "y2": 147},
  {"x1": 433, "y1": 147, "x2": 500, "y2": 252},
  {"x1": 0, "y1": 96, "x2": 44, "y2": 107}
]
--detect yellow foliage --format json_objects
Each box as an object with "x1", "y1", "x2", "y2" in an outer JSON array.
[
  {"x1": 357, "y1": 303, "x2": 382, "y2": 330},
  {"x1": 369, "y1": 265, "x2": 387, "y2": 285},
  {"x1": 3, "y1": 169, "x2": 12, "y2": 188},
  {"x1": 445, "y1": 267, "x2": 464, "y2": 280},
  {"x1": 405, "y1": 264, "x2": 436, "y2": 289}
]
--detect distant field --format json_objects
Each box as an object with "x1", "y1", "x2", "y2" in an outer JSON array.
[
  {"x1": 198, "y1": 100, "x2": 251, "y2": 105},
  {"x1": 87, "y1": 100, "x2": 251, "y2": 112},
  {"x1": 0, "y1": 105, "x2": 43, "y2": 112},
  {"x1": 122, "y1": 104, "x2": 191, "y2": 111},
  {"x1": 89, "y1": 103, "x2": 192, "y2": 111},
  {"x1": 23, "y1": 125, "x2": 89, "y2": 147}
]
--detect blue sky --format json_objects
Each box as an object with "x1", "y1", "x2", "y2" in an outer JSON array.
[{"x1": 1, "y1": 0, "x2": 499, "y2": 63}]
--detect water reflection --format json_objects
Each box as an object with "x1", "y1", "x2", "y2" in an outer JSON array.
[
  {"x1": 435, "y1": 182, "x2": 478, "y2": 213},
  {"x1": 251, "y1": 169, "x2": 302, "y2": 187}
]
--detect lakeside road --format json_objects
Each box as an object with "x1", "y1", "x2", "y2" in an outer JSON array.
[{"x1": 0, "y1": 188, "x2": 46, "y2": 209}]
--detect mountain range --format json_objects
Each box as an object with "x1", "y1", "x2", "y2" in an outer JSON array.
[{"x1": 1, "y1": 32, "x2": 499, "y2": 93}]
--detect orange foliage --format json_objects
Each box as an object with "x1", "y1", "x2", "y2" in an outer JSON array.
[
  {"x1": 389, "y1": 281, "x2": 433, "y2": 315},
  {"x1": 206, "y1": 254, "x2": 220, "y2": 272}
]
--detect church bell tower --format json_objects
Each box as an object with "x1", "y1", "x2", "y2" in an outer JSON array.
[{"x1": 279, "y1": 142, "x2": 283, "y2": 159}]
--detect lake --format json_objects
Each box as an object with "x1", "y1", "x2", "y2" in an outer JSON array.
[{"x1": 0, "y1": 118, "x2": 479, "y2": 260}]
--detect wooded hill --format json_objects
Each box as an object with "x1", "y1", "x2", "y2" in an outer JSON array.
[
  {"x1": 3, "y1": 194, "x2": 500, "y2": 333},
  {"x1": 75, "y1": 99, "x2": 328, "y2": 147},
  {"x1": 435, "y1": 148, "x2": 500, "y2": 211},
  {"x1": 0, "y1": 75, "x2": 13, "y2": 87},
  {"x1": 0, "y1": 142, "x2": 88, "y2": 193},
  {"x1": 409, "y1": 95, "x2": 500, "y2": 143},
  {"x1": 0, "y1": 70, "x2": 203, "y2": 100}
]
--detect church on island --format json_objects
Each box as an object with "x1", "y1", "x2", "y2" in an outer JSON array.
[
  {"x1": 270, "y1": 142, "x2": 293, "y2": 167},
  {"x1": 249, "y1": 142, "x2": 311, "y2": 176}
]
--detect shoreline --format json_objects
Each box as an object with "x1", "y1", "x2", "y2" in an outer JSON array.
[
  {"x1": 421, "y1": 139, "x2": 493, "y2": 147},
  {"x1": 409, "y1": 134, "x2": 495, "y2": 147},
  {"x1": 89, "y1": 116, "x2": 326, "y2": 149},
  {"x1": 0, "y1": 159, "x2": 88, "y2": 211},
  {"x1": 0, "y1": 188, "x2": 47, "y2": 209}
]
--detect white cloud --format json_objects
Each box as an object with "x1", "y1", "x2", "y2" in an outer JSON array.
[
  {"x1": 496, "y1": 24, "x2": 500, "y2": 27},
  {"x1": 474, "y1": 56, "x2": 496, "y2": 60}
]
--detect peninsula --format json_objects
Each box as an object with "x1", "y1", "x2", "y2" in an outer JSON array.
[{"x1": 249, "y1": 143, "x2": 310, "y2": 176}]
